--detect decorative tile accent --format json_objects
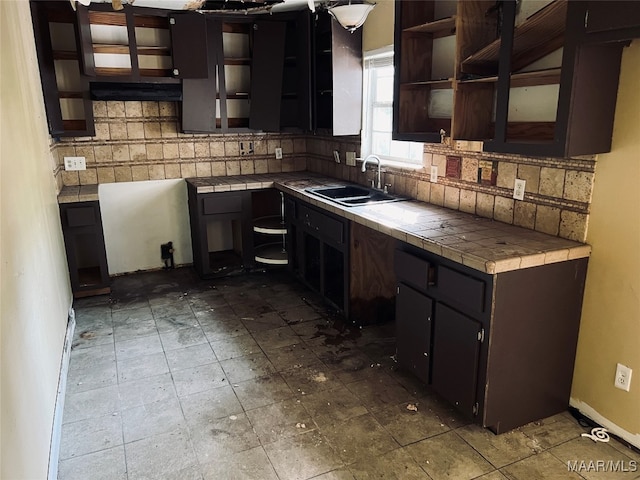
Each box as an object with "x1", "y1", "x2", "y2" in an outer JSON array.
[{"x1": 461, "y1": 157, "x2": 479, "y2": 183}]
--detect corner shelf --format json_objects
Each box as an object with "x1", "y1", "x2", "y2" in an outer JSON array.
[{"x1": 252, "y1": 191, "x2": 288, "y2": 267}]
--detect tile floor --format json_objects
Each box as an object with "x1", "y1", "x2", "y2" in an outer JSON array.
[{"x1": 58, "y1": 268, "x2": 640, "y2": 480}]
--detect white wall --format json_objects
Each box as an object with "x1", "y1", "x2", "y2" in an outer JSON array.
[
  {"x1": 1, "y1": 1, "x2": 74, "y2": 478},
  {"x1": 99, "y1": 180, "x2": 193, "y2": 274}
]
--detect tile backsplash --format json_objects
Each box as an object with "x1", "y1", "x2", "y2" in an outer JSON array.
[
  {"x1": 53, "y1": 100, "x2": 307, "y2": 190},
  {"x1": 52, "y1": 100, "x2": 594, "y2": 243},
  {"x1": 305, "y1": 138, "x2": 595, "y2": 243}
]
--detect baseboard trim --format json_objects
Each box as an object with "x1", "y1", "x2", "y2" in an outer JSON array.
[
  {"x1": 47, "y1": 306, "x2": 76, "y2": 480},
  {"x1": 570, "y1": 397, "x2": 640, "y2": 450}
]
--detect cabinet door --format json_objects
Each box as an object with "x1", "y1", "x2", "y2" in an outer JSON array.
[
  {"x1": 181, "y1": 18, "x2": 221, "y2": 133},
  {"x1": 169, "y1": 12, "x2": 209, "y2": 78},
  {"x1": 432, "y1": 303, "x2": 482, "y2": 417},
  {"x1": 396, "y1": 283, "x2": 433, "y2": 384},
  {"x1": 313, "y1": 12, "x2": 362, "y2": 136},
  {"x1": 249, "y1": 20, "x2": 286, "y2": 131},
  {"x1": 585, "y1": 1, "x2": 640, "y2": 35}
]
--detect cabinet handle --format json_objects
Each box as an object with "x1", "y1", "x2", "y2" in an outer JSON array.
[
  {"x1": 173, "y1": 68, "x2": 179, "y2": 76},
  {"x1": 169, "y1": 17, "x2": 176, "y2": 25}
]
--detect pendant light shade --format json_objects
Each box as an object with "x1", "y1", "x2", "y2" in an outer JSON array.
[{"x1": 327, "y1": 1, "x2": 375, "y2": 33}]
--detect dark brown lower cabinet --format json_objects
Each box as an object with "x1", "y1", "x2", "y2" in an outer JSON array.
[
  {"x1": 59, "y1": 201, "x2": 110, "y2": 297},
  {"x1": 394, "y1": 244, "x2": 588, "y2": 433},
  {"x1": 186, "y1": 186, "x2": 254, "y2": 278},
  {"x1": 285, "y1": 195, "x2": 349, "y2": 316},
  {"x1": 431, "y1": 303, "x2": 482, "y2": 417},
  {"x1": 395, "y1": 283, "x2": 432, "y2": 384}
]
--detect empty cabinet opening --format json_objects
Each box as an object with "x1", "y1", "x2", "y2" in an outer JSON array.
[
  {"x1": 206, "y1": 218, "x2": 244, "y2": 273},
  {"x1": 74, "y1": 233, "x2": 104, "y2": 287}
]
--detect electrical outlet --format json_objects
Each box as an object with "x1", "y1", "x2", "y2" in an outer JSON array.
[
  {"x1": 333, "y1": 150, "x2": 340, "y2": 163},
  {"x1": 275, "y1": 147, "x2": 283, "y2": 160},
  {"x1": 430, "y1": 165, "x2": 438, "y2": 183},
  {"x1": 615, "y1": 363, "x2": 632, "y2": 391},
  {"x1": 64, "y1": 156, "x2": 86, "y2": 171},
  {"x1": 346, "y1": 151, "x2": 356, "y2": 166},
  {"x1": 513, "y1": 178, "x2": 526, "y2": 200}
]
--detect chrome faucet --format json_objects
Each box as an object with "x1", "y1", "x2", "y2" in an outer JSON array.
[{"x1": 360, "y1": 154, "x2": 382, "y2": 190}]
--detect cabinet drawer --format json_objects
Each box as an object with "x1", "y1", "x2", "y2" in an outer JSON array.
[
  {"x1": 299, "y1": 204, "x2": 344, "y2": 244},
  {"x1": 438, "y1": 266, "x2": 485, "y2": 314},
  {"x1": 394, "y1": 249, "x2": 431, "y2": 291},
  {"x1": 202, "y1": 195, "x2": 243, "y2": 215},
  {"x1": 66, "y1": 207, "x2": 96, "y2": 227}
]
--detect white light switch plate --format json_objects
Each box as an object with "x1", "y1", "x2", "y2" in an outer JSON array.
[
  {"x1": 513, "y1": 178, "x2": 526, "y2": 200},
  {"x1": 346, "y1": 152, "x2": 356, "y2": 166},
  {"x1": 64, "y1": 156, "x2": 86, "y2": 171},
  {"x1": 430, "y1": 165, "x2": 438, "y2": 183},
  {"x1": 275, "y1": 147, "x2": 283, "y2": 160}
]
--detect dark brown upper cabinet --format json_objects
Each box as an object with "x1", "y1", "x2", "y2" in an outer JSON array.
[
  {"x1": 480, "y1": 0, "x2": 626, "y2": 157},
  {"x1": 77, "y1": 4, "x2": 177, "y2": 83},
  {"x1": 31, "y1": 0, "x2": 95, "y2": 137},
  {"x1": 312, "y1": 11, "x2": 363, "y2": 136},
  {"x1": 168, "y1": 12, "x2": 209, "y2": 79},
  {"x1": 393, "y1": 0, "x2": 499, "y2": 143},
  {"x1": 394, "y1": 0, "x2": 638, "y2": 157}
]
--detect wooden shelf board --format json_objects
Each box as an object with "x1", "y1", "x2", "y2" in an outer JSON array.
[
  {"x1": 225, "y1": 58, "x2": 251, "y2": 66},
  {"x1": 58, "y1": 91, "x2": 85, "y2": 99},
  {"x1": 461, "y1": 0, "x2": 567, "y2": 75},
  {"x1": 88, "y1": 11, "x2": 127, "y2": 27},
  {"x1": 94, "y1": 67, "x2": 132, "y2": 76},
  {"x1": 404, "y1": 15, "x2": 456, "y2": 34},
  {"x1": 133, "y1": 15, "x2": 168, "y2": 29},
  {"x1": 459, "y1": 68, "x2": 561, "y2": 87},
  {"x1": 400, "y1": 79, "x2": 453, "y2": 89},
  {"x1": 139, "y1": 68, "x2": 172, "y2": 77},
  {"x1": 93, "y1": 44, "x2": 130, "y2": 55},
  {"x1": 53, "y1": 50, "x2": 79, "y2": 60}
]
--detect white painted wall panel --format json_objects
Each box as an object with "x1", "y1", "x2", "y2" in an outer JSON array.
[{"x1": 99, "y1": 180, "x2": 193, "y2": 274}]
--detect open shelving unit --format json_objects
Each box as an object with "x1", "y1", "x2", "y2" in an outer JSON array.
[{"x1": 394, "y1": 0, "x2": 499, "y2": 143}]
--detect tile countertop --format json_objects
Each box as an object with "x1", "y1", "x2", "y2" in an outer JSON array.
[
  {"x1": 57, "y1": 185, "x2": 99, "y2": 203},
  {"x1": 58, "y1": 173, "x2": 591, "y2": 274},
  {"x1": 186, "y1": 173, "x2": 591, "y2": 275}
]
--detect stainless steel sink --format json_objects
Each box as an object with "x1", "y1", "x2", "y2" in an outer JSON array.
[{"x1": 305, "y1": 185, "x2": 406, "y2": 207}]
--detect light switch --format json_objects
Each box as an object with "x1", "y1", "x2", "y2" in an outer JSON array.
[
  {"x1": 513, "y1": 179, "x2": 526, "y2": 200},
  {"x1": 64, "y1": 156, "x2": 86, "y2": 171}
]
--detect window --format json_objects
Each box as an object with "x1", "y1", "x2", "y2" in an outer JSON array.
[{"x1": 361, "y1": 48, "x2": 423, "y2": 166}]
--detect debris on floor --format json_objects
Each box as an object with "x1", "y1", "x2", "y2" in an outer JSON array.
[{"x1": 406, "y1": 403, "x2": 419, "y2": 412}]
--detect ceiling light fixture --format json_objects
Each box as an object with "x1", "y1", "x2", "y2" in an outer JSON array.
[{"x1": 327, "y1": 0, "x2": 375, "y2": 33}]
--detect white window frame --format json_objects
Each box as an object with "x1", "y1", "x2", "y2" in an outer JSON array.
[{"x1": 361, "y1": 46, "x2": 423, "y2": 167}]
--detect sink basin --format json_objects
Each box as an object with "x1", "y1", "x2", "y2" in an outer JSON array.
[
  {"x1": 306, "y1": 185, "x2": 406, "y2": 207},
  {"x1": 307, "y1": 185, "x2": 371, "y2": 199}
]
